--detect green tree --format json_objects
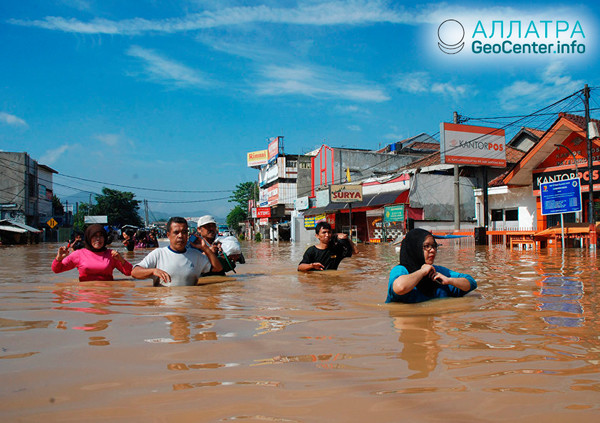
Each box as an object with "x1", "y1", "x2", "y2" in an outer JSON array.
[
  {"x1": 226, "y1": 205, "x2": 247, "y2": 234},
  {"x1": 92, "y1": 188, "x2": 143, "y2": 227},
  {"x1": 52, "y1": 195, "x2": 64, "y2": 216},
  {"x1": 229, "y1": 181, "x2": 258, "y2": 209},
  {"x1": 73, "y1": 203, "x2": 90, "y2": 232}
]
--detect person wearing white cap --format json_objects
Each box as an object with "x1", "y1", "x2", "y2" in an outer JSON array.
[
  {"x1": 196, "y1": 215, "x2": 219, "y2": 253},
  {"x1": 192, "y1": 215, "x2": 245, "y2": 275}
]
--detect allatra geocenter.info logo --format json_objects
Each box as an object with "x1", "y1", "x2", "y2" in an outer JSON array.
[
  {"x1": 438, "y1": 19, "x2": 465, "y2": 54},
  {"x1": 435, "y1": 16, "x2": 587, "y2": 57}
]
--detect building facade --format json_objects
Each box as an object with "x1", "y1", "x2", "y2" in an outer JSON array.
[{"x1": 0, "y1": 152, "x2": 57, "y2": 228}]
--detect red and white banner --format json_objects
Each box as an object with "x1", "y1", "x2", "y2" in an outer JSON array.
[
  {"x1": 440, "y1": 122, "x2": 506, "y2": 167},
  {"x1": 256, "y1": 207, "x2": 271, "y2": 218}
]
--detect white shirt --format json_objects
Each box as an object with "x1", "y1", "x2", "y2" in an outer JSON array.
[{"x1": 136, "y1": 246, "x2": 211, "y2": 286}]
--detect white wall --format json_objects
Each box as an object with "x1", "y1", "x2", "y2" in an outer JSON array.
[{"x1": 474, "y1": 186, "x2": 537, "y2": 230}]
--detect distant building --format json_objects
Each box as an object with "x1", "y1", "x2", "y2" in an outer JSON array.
[{"x1": 0, "y1": 152, "x2": 57, "y2": 243}]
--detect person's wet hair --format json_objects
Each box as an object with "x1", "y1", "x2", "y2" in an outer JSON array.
[
  {"x1": 315, "y1": 221, "x2": 332, "y2": 234},
  {"x1": 167, "y1": 216, "x2": 188, "y2": 233}
]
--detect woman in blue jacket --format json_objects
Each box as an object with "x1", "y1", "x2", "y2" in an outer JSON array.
[{"x1": 386, "y1": 228, "x2": 477, "y2": 303}]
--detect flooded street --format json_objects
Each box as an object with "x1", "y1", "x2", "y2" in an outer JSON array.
[{"x1": 1, "y1": 240, "x2": 600, "y2": 422}]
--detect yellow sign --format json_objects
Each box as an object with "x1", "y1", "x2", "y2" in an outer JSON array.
[
  {"x1": 247, "y1": 149, "x2": 269, "y2": 167},
  {"x1": 47, "y1": 218, "x2": 58, "y2": 228}
]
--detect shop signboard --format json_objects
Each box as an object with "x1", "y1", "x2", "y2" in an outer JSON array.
[
  {"x1": 330, "y1": 184, "x2": 363, "y2": 203},
  {"x1": 304, "y1": 213, "x2": 326, "y2": 229},
  {"x1": 256, "y1": 207, "x2": 271, "y2": 218},
  {"x1": 247, "y1": 150, "x2": 268, "y2": 167},
  {"x1": 540, "y1": 178, "x2": 582, "y2": 215},
  {"x1": 532, "y1": 162, "x2": 600, "y2": 193},
  {"x1": 268, "y1": 137, "x2": 281, "y2": 163},
  {"x1": 294, "y1": 196, "x2": 309, "y2": 210},
  {"x1": 440, "y1": 122, "x2": 506, "y2": 167},
  {"x1": 384, "y1": 204, "x2": 405, "y2": 222},
  {"x1": 84, "y1": 215, "x2": 108, "y2": 224}
]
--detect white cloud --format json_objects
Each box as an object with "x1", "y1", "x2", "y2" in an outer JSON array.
[
  {"x1": 93, "y1": 133, "x2": 134, "y2": 147},
  {"x1": 394, "y1": 72, "x2": 470, "y2": 99},
  {"x1": 126, "y1": 45, "x2": 211, "y2": 88},
  {"x1": 40, "y1": 144, "x2": 71, "y2": 165},
  {"x1": 0, "y1": 112, "x2": 28, "y2": 127},
  {"x1": 348, "y1": 125, "x2": 361, "y2": 131},
  {"x1": 58, "y1": 0, "x2": 93, "y2": 12},
  {"x1": 499, "y1": 62, "x2": 583, "y2": 110},
  {"x1": 256, "y1": 64, "x2": 389, "y2": 102},
  {"x1": 334, "y1": 104, "x2": 371, "y2": 115},
  {"x1": 8, "y1": 1, "x2": 416, "y2": 35}
]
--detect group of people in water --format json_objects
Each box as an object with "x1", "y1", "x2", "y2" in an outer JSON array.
[{"x1": 52, "y1": 217, "x2": 477, "y2": 303}]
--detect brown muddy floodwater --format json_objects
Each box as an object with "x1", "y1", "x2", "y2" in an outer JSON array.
[{"x1": 1, "y1": 239, "x2": 599, "y2": 422}]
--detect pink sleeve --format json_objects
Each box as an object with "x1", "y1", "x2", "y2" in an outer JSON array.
[
  {"x1": 114, "y1": 257, "x2": 133, "y2": 276},
  {"x1": 51, "y1": 253, "x2": 78, "y2": 274}
]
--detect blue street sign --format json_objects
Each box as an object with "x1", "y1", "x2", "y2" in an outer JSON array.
[{"x1": 540, "y1": 178, "x2": 582, "y2": 216}]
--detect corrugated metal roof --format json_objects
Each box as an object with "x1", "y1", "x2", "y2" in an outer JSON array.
[{"x1": 0, "y1": 219, "x2": 42, "y2": 233}]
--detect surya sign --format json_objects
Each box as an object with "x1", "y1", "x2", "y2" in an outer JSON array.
[{"x1": 330, "y1": 184, "x2": 363, "y2": 203}]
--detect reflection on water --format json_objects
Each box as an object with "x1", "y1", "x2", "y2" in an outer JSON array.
[{"x1": 0, "y1": 241, "x2": 599, "y2": 421}]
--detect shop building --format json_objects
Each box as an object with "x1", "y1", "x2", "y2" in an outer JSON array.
[
  {"x1": 295, "y1": 143, "x2": 431, "y2": 244},
  {"x1": 247, "y1": 137, "x2": 298, "y2": 241},
  {"x1": 475, "y1": 113, "x2": 600, "y2": 233}
]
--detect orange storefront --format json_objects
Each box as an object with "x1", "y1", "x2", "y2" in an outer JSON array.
[{"x1": 498, "y1": 113, "x2": 600, "y2": 231}]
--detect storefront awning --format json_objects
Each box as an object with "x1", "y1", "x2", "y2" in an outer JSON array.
[
  {"x1": 304, "y1": 190, "x2": 409, "y2": 216},
  {"x1": 0, "y1": 219, "x2": 42, "y2": 233}
]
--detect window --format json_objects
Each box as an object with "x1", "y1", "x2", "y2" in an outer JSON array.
[
  {"x1": 505, "y1": 209, "x2": 518, "y2": 221},
  {"x1": 491, "y1": 209, "x2": 503, "y2": 221}
]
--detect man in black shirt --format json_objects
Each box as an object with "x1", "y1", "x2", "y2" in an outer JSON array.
[{"x1": 298, "y1": 222, "x2": 358, "y2": 271}]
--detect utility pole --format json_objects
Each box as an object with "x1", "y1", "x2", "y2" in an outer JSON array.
[
  {"x1": 453, "y1": 111, "x2": 461, "y2": 231},
  {"x1": 144, "y1": 199, "x2": 149, "y2": 227},
  {"x1": 584, "y1": 84, "x2": 596, "y2": 248}
]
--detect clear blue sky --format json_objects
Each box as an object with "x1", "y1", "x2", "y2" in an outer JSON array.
[{"x1": 1, "y1": 1, "x2": 598, "y2": 219}]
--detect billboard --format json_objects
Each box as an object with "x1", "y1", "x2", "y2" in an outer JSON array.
[
  {"x1": 268, "y1": 137, "x2": 281, "y2": 163},
  {"x1": 247, "y1": 150, "x2": 268, "y2": 167},
  {"x1": 330, "y1": 184, "x2": 363, "y2": 203},
  {"x1": 440, "y1": 122, "x2": 506, "y2": 167}
]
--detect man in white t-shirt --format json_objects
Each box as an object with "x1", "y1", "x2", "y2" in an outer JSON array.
[{"x1": 131, "y1": 217, "x2": 222, "y2": 286}]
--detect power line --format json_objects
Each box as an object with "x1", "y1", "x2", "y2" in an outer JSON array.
[{"x1": 56, "y1": 173, "x2": 232, "y2": 193}]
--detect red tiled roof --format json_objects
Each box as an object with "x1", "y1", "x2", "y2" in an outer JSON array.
[
  {"x1": 505, "y1": 145, "x2": 526, "y2": 163},
  {"x1": 559, "y1": 112, "x2": 600, "y2": 129},
  {"x1": 522, "y1": 127, "x2": 545, "y2": 138}
]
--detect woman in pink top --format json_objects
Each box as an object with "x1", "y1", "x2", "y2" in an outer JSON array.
[{"x1": 52, "y1": 224, "x2": 133, "y2": 281}]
